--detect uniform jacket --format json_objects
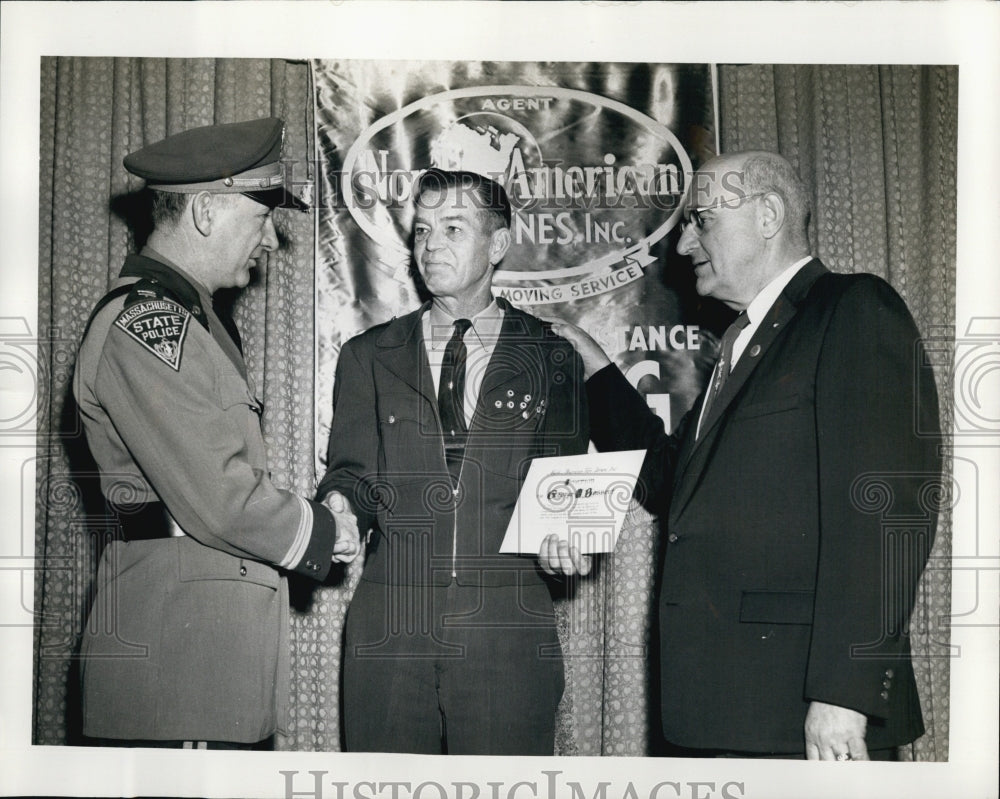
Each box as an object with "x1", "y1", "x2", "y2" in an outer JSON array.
[
  {"x1": 318, "y1": 298, "x2": 589, "y2": 589},
  {"x1": 586, "y1": 260, "x2": 942, "y2": 753},
  {"x1": 73, "y1": 252, "x2": 337, "y2": 743}
]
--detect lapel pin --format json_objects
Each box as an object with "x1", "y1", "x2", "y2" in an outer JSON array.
[{"x1": 750, "y1": 345, "x2": 761, "y2": 357}]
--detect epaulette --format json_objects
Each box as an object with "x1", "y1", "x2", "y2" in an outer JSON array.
[{"x1": 112, "y1": 279, "x2": 196, "y2": 371}]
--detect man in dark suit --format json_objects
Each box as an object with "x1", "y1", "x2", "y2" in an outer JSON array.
[
  {"x1": 318, "y1": 169, "x2": 589, "y2": 754},
  {"x1": 541, "y1": 150, "x2": 942, "y2": 760}
]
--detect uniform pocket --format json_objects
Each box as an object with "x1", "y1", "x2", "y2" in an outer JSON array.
[
  {"x1": 217, "y1": 372, "x2": 262, "y2": 415},
  {"x1": 177, "y1": 541, "x2": 279, "y2": 590}
]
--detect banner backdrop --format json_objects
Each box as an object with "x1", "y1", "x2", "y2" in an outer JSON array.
[{"x1": 312, "y1": 61, "x2": 719, "y2": 469}]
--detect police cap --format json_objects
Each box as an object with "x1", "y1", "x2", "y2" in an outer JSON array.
[{"x1": 123, "y1": 117, "x2": 307, "y2": 210}]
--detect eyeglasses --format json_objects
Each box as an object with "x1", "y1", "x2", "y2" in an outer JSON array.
[{"x1": 681, "y1": 191, "x2": 768, "y2": 233}]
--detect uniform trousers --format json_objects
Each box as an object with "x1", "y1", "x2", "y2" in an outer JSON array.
[{"x1": 343, "y1": 576, "x2": 564, "y2": 755}]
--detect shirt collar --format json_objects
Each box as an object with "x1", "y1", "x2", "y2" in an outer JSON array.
[
  {"x1": 744, "y1": 256, "x2": 813, "y2": 327},
  {"x1": 424, "y1": 300, "x2": 504, "y2": 349}
]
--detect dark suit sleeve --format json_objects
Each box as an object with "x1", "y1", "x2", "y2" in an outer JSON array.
[
  {"x1": 317, "y1": 337, "x2": 379, "y2": 538},
  {"x1": 805, "y1": 276, "x2": 941, "y2": 720},
  {"x1": 585, "y1": 362, "x2": 687, "y2": 515}
]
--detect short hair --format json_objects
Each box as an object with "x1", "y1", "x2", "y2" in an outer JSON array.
[
  {"x1": 149, "y1": 189, "x2": 191, "y2": 229},
  {"x1": 739, "y1": 153, "x2": 811, "y2": 248},
  {"x1": 414, "y1": 168, "x2": 512, "y2": 232}
]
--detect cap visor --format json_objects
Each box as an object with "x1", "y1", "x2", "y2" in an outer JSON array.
[{"x1": 243, "y1": 187, "x2": 309, "y2": 211}]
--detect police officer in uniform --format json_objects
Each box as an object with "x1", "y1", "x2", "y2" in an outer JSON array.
[{"x1": 73, "y1": 118, "x2": 359, "y2": 749}]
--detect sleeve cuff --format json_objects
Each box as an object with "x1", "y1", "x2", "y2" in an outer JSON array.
[{"x1": 285, "y1": 497, "x2": 337, "y2": 581}]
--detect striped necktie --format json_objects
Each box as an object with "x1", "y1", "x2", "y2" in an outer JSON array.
[
  {"x1": 699, "y1": 311, "x2": 750, "y2": 435},
  {"x1": 438, "y1": 318, "x2": 473, "y2": 481}
]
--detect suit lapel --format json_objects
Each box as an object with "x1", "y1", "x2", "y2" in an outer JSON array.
[
  {"x1": 477, "y1": 305, "x2": 536, "y2": 401},
  {"x1": 374, "y1": 303, "x2": 437, "y2": 408},
  {"x1": 694, "y1": 294, "x2": 798, "y2": 443},
  {"x1": 471, "y1": 303, "x2": 545, "y2": 434},
  {"x1": 672, "y1": 259, "x2": 828, "y2": 508}
]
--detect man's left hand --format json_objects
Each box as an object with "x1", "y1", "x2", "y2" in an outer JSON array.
[{"x1": 804, "y1": 701, "x2": 869, "y2": 761}]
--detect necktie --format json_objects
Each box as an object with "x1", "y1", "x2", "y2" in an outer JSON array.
[
  {"x1": 439, "y1": 318, "x2": 473, "y2": 481},
  {"x1": 699, "y1": 311, "x2": 750, "y2": 434},
  {"x1": 212, "y1": 296, "x2": 244, "y2": 355}
]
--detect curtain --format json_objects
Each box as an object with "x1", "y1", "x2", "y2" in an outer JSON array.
[
  {"x1": 34, "y1": 60, "x2": 955, "y2": 761},
  {"x1": 33, "y1": 56, "x2": 320, "y2": 746}
]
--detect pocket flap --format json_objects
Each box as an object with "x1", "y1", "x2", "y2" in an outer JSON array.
[
  {"x1": 177, "y1": 542, "x2": 279, "y2": 590},
  {"x1": 733, "y1": 393, "x2": 800, "y2": 420},
  {"x1": 739, "y1": 590, "x2": 814, "y2": 625},
  {"x1": 217, "y1": 373, "x2": 261, "y2": 413}
]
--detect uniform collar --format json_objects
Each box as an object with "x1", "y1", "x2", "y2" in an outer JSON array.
[{"x1": 122, "y1": 248, "x2": 214, "y2": 308}]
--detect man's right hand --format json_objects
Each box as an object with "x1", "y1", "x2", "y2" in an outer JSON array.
[
  {"x1": 549, "y1": 321, "x2": 612, "y2": 380},
  {"x1": 324, "y1": 490, "x2": 361, "y2": 563}
]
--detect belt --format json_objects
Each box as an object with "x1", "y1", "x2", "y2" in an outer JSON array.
[{"x1": 108, "y1": 501, "x2": 186, "y2": 541}]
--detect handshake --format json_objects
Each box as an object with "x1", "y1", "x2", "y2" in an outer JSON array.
[{"x1": 321, "y1": 490, "x2": 362, "y2": 563}]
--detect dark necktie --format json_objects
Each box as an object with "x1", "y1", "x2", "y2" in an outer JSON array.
[
  {"x1": 212, "y1": 297, "x2": 244, "y2": 355},
  {"x1": 438, "y1": 318, "x2": 473, "y2": 481},
  {"x1": 699, "y1": 311, "x2": 750, "y2": 435}
]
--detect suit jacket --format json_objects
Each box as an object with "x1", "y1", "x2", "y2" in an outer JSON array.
[
  {"x1": 74, "y1": 253, "x2": 337, "y2": 742},
  {"x1": 587, "y1": 259, "x2": 942, "y2": 753},
  {"x1": 319, "y1": 298, "x2": 589, "y2": 589}
]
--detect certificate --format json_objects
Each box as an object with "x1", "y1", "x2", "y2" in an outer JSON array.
[{"x1": 499, "y1": 450, "x2": 647, "y2": 555}]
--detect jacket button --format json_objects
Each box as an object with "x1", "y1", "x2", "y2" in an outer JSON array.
[
  {"x1": 880, "y1": 690, "x2": 890, "y2": 701},
  {"x1": 239, "y1": 566, "x2": 247, "y2": 576},
  {"x1": 884, "y1": 668, "x2": 894, "y2": 678},
  {"x1": 668, "y1": 533, "x2": 679, "y2": 543},
  {"x1": 882, "y1": 679, "x2": 892, "y2": 689}
]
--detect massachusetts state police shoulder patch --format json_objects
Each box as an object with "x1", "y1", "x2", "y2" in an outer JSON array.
[{"x1": 114, "y1": 283, "x2": 192, "y2": 371}]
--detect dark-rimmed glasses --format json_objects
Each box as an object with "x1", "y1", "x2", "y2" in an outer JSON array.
[{"x1": 681, "y1": 191, "x2": 768, "y2": 233}]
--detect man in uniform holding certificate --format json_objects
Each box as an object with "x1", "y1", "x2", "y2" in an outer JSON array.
[{"x1": 319, "y1": 169, "x2": 589, "y2": 754}]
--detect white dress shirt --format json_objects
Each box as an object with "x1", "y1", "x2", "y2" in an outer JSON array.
[
  {"x1": 422, "y1": 301, "x2": 505, "y2": 427},
  {"x1": 695, "y1": 256, "x2": 812, "y2": 438},
  {"x1": 731, "y1": 256, "x2": 813, "y2": 368}
]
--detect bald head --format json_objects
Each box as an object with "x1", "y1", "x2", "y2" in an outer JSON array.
[
  {"x1": 690, "y1": 151, "x2": 811, "y2": 250},
  {"x1": 676, "y1": 151, "x2": 813, "y2": 310}
]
